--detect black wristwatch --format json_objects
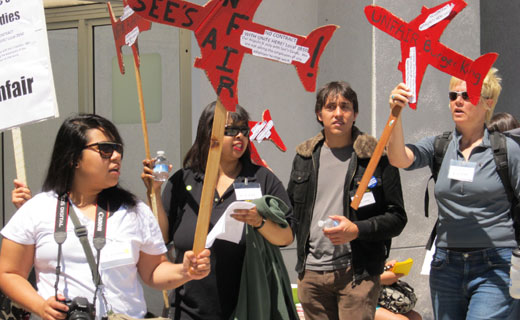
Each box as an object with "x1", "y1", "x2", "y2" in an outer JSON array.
[{"x1": 254, "y1": 217, "x2": 267, "y2": 230}]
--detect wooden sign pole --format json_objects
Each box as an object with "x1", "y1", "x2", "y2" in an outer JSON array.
[
  {"x1": 132, "y1": 57, "x2": 160, "y2": 221},
  {"x1": 192, "y1": 99, "x2": 227, "y2": 255},
  {"x1": 107, "y1": 1, "x2": 170, "y2": 308},
  {"x1": 132, "y1": 56, "x2": 170, "y2": 308},
  {"x1": 351, "y1": 105, "x2": 403, "y2": 210},
  {"x1": 12, "y1": 127, "x2": 27, "y2": 186}
]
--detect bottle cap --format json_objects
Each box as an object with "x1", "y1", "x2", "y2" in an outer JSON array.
[
  {"x1": 317, "y1": 220, "x2": 325, "y2": 228},
  {"x1": 157, "y1": 150, "x2": 165, "y2": 156}
]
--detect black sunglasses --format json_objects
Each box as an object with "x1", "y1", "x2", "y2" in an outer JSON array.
[
  {"x1": 448, "y1": 91, "x2": 470, "y2": 101},
  {"x1": 83, "y1": 142, "x2": 123, "y2": 159},
  {"x1": 224, "y1": 126, "x2": 250, "y2": 137}
]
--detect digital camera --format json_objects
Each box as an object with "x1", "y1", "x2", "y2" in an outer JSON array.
[{"x1": 60, "y1": 297, "x2": 95, "y2": 320}]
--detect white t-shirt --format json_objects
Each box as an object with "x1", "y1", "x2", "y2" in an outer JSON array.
[{"x1": 1, "y1": 191, "x2": 167, "y2": 319}]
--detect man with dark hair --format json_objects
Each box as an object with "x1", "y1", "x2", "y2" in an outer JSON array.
[{"x1": 288, "y1": 81, "x2": 407, "y2": 320}]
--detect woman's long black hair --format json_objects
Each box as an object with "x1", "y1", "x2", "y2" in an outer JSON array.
[
  {"x1": 42, "y1": 114, "x2": 136, "y2": 208},
  {"x1": 183, "y1": 101, "x2": 251, "y2": 173}
]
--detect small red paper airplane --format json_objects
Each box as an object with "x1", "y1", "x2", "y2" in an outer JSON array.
[
  {"x1": 108, "y1": 0, "x2": 152, "y2": 74},
  {"x1": 365, "y1": 0, "x2": 497, "y2": 108},
  {"x1": 248, "y1": 109, "x2": 286, "y2": 168},
  {"x1": 127, "y1": 0, "x2": 337, "y2": 111}
]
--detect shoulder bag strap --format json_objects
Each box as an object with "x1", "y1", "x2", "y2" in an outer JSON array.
[{"x1": 68, "y1": 207, "x2": 103, "y2": 286}]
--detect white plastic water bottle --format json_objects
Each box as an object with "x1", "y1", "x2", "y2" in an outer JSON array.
[
  {"x1": 317, "y1": 218, "x2": 339, "y2": 228},
  {"x1": 153, "y1": 151, "x2": 170, "y2": 182},
  {"x1": 510, "y1": 248, "x2": 520, "y2": 299}
]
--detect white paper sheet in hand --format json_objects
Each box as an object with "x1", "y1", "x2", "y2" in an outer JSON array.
[
  {"x1": 205, "y1": 201, "x2": 256, "y2": 248},
  {"x1": 421, "y1": 240, "x2": 436, "y2": 276}
]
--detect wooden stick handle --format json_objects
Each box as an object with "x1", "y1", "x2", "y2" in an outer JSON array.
[
  {"x1": 192, "y1": 99, "x2": 227, "y2": 255},
  {"x1": 350, "y1": 105, "x2": 403, "y2": 210},
  {"x1": 12, "y1": 127, "x2": 27, "y2": 186},
  {"x1": 133, "y1": 57, "x2": 152, "y2": 160},
  {"x1": 162, "y1": 290, "x2": 169, "y2": 313},
  {"x1": 132, "y1": 57, "x2": 161, "y2": 219},
  {"x1": 133, "y1": 56, "x2": 169, "y2": 306}
]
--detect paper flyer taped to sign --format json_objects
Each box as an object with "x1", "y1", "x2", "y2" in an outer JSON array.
[
  {"x1": 121, "y1": 5, "x2": 134, "y2": 21},
  {"x1": 0, "y1": 0, "x2": 59, "y2": 131},
  {"x1": 419, "y1": 3, "x2": 455, "y2": 31},
  {"x1": 240, "y1": 29, "x2": 310, "y2": 65},
  {"x1": 250, "y1": 120, "x2": 273, "y2": 143},
  {"x1": 125, "y1": 26, "x2": 140, "y2": 47},
  {"x1": 406, "y1": 47, "x2": 417, "y2": 104}
]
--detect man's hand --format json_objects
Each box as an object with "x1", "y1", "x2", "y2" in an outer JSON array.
[{"x1": 322, "y1": 215, "x2": 359, "y2": 245}]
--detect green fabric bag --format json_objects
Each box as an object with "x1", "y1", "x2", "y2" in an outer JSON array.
[{"x1": 231, "y1": 195, "x2": 298, "y2": 320}]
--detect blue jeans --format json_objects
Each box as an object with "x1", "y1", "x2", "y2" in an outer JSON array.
[{"x1": 430, "y1": 247, "x2": 519, "y2": 320}]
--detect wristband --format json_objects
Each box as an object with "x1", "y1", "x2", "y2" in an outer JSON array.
[{"x1": 254, "y1": 217, "x2": 267, "y2": 230}]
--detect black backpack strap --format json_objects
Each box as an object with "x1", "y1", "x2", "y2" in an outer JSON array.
[
  {"x1": 425, "y1": 224, "x2": 437, "y2": 250},
  {"x1": 432, "y1": 131, "x2": 453, "y2": 182},
  {"x1": 489, "y1": 131, "x2": 514, "y2": 203},
  {"x1": 426, "y1": 131, "x2": 452, "y2": 217},
  {"x1": 424, "y1": 176, "x2": 434, "y2": 219},
  {"x1": 489, "y1": 131, "x2": 520, "y2": 243},
  {"x1": 424, "y1": 131, "x2": 452, "y2": 249}
]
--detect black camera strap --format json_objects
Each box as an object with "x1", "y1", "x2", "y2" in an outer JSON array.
[
  {"x1": 54, "y1": 194, "x2": 109, "y2": 312},
  {"x1": 53, "y1": 195, "x2": 69, "y2": 300}
]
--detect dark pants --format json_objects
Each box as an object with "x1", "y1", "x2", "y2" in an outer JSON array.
[{"x1": 298, "y1": 267, "x2": 380, "y2": 320}]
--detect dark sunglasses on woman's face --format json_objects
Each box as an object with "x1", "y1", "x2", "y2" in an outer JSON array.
[
  {"x1": 224, "y1": 126, "x2": 250, "y2": 137},
  {"x1": 448, "y1": 91, "x2": 470, "y2": 101},
  {"x1": 83, "y1": 142, "x2": 124, "y2": 159}
]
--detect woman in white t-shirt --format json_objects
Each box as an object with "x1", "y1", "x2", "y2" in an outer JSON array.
[{"x1": 0, "y1": 114, "x2": 210, "y2": 320}]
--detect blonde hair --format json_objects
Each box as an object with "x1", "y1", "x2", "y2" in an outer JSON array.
[{"x1": 449, "y1": 68, "x2": 502, "y2": 123}]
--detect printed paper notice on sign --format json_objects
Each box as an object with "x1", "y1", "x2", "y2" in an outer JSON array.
[
  {"x1": 250, "y1": 120, "x2": 273, "y2": 143},
  {"x1": 406, "y1": 47, "x2": 417, "y2": 104},
  {"x1": 419, "y1": 3, "x2": 455, "y2": 31},
  {"x1": 240, "y1": 29, "x2": 310, "y2": 65},
  {"x1": 0, "y1": 0, "x2": 59, "y2": 131},
  {"x1": 125, "y1": 26, "x2": 140, "y2": 47}
]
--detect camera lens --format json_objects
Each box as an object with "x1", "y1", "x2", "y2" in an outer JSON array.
[
  {"x1": 65, "y1": 297, "x2": 95, "y2": 320},
  {"x1": 68, "y1": 310, "x2": 94, "y2": 320}
]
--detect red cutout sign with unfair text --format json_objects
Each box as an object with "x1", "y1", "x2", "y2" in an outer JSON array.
[{"x1": 126, "y1": 0, "x2": 337, "y2": 111}]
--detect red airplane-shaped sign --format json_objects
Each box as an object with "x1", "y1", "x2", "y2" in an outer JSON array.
[
  {"x1": 108, "y1": 0, "x2": 152, "y2": 74},
  {"x1": 248, "y1": 109, "x2": 286, "y2": 168},
  {"x1": 126, "y1": 0, "x2": 337, "y2": 112},
  {"x1": 365, "y1": 0, "x2": 497, "y2": 109}
]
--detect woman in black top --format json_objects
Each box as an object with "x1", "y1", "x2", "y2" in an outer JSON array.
[{"x1": 142, "y1": 102, "x2": 295, "y2": 320}]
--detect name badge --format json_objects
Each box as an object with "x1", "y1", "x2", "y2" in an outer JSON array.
[
  {"x1": 447, "y1": 159, "x2": 476, "y2": 182},
  {"x1": 100, "y1": 242, "x2": 135, "y2": 270},
  {"x1": 233, "y1": 182, "x2": 262, "y2": 200},
  {"x1": 352, "y1": 190, "x2": 376, "y2": 208}
]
